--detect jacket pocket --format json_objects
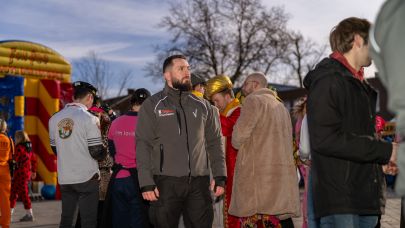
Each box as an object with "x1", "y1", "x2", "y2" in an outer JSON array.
[{"x1": 160, "y1": 144, "x2": 164, "y2": 172}]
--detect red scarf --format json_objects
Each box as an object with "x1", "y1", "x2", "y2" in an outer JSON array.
[{"x1": 330, "y1": 51, "x2": 364, "y2": 81}]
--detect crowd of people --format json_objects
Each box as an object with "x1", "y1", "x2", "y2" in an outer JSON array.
[{"x1": 0, "y1": 8, "x2": 405, "y2": 228}]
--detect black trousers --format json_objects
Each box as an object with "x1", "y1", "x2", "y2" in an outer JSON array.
[
  {"x1": 149, "y1": 175, "x2": 213, "y2": 228},
  {"x1": 60, "y1": 178, "x2": 99, "y2": 228}
]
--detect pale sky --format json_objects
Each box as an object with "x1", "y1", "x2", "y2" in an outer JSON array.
[{"x1": 0, "y1": 0, "x2": 386, "y2": 96}]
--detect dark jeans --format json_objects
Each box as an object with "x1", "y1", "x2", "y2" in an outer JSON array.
[
  {"x1": 307, "y1": 169, "x2": 320, "y2": 228},
  {"x1": 320, "y1": 214, "x2": 378, "y2": 228},
  {"x1": 60, "y1": 178, "x2": 99, "y2": 228},
  {"x1": 149, "y1": 175, "x2": 213, "y2": 228},
  {"x1": 111, "y1": 176, "x2": 148, "y2": 228}
]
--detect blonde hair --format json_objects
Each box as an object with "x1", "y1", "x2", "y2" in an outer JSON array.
[
  {"x1": 0, "y1": 118, "x2": 7, "y2": 133},
  {"x1": 14, "y1": 130, "x2": 30, "y2": 145}
]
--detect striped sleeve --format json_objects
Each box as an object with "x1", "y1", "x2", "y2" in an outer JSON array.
[
  {"x1": 85, "y1": 115, "x2": 103, "y2": 146},
  {"x1": 49, "y1": 118, "x2": 56, "y2": 147}
]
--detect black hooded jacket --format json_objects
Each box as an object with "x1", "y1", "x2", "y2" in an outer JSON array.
[{"x1": 303, "y1": 57, "x2": 392, "y2": 218}]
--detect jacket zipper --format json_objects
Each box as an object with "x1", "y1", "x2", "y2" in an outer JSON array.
[
  {"x1": 176, "y1": 110, "x2": 182, "y2": 135},
  {"x1": 160, "y1": 144, "x2": 164, "y2": 172},
  {"x1": 179, "y1": 91, "x2": 191, "y2": 181}
]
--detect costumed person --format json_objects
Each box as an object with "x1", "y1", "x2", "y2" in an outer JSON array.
[
  {"x1": 0, "y1": 119, "x2": 13, "y2": 228},
  {"x1": 10, "y1": 130, "x2": 37, "y2": 222},
  {"x1": 205, "y1": 75, "x2": 241, "y2": 228},
  {"x1": 190, "y1": 73, "x2": 206, "y2": 98},
  {"x1": 88, "y1": 96, "x2": 114, "y2": 228},
  {"x1": 230, "y1": 72, "x2": 300, "y2": 228},
  {"x1": 102, "y1": 88, "x2": 151, "y2": 228}
]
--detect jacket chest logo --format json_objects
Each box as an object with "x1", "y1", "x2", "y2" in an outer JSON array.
[
  {"x1": 158, "y1": 109, "x2": 175, "y2": 117},
  {"x1": 192, "y1": 109, "x2": 198, "y2": 118}
]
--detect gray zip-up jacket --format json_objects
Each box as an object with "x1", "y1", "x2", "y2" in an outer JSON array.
[{"x1": 136, "y1": 84, "x2": 226, "y2": 190}]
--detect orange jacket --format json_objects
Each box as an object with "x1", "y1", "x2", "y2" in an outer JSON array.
[{"x1": 0, "y1": 133, "x2": 14, "y2": 166}]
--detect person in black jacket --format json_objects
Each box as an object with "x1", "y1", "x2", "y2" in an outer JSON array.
[
  {"x1": 136, "y1": 54, "x2": 226, "y2": 228},
  {"x1": 303, "y1": 17, "x2": 398, "y2": 228}
]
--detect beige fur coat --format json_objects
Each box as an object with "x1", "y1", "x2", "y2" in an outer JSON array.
[{"x1": 229, "y1": 88, "x2": 300, "y2": 219}]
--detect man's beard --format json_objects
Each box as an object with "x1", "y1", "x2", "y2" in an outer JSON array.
[{"x1": 172, "y1": 79, "x2": 192, "y2": 92}]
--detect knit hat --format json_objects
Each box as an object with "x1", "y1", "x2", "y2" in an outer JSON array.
[{"x1": 205, "y1": 75, "x2": 233, "y2": 101}]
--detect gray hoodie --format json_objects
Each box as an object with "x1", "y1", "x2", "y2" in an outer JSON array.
[{"x1": 136, "y1": 84, "x2": 226, "y2": 189}]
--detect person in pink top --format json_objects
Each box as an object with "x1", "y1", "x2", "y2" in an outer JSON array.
[{"x1": 104, "y1": 88, "x2": 151, "y2": 228}]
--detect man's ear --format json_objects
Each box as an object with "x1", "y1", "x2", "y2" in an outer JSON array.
[
  {"x1": 163, "y1": 71, "x2": 171, "y2": 83},
  {"x1": 87, "y1": 93, "x2": 94, "y2": 103},
  {"x1": 353, "y1": 34, "x2": 363, "y2": 48}
]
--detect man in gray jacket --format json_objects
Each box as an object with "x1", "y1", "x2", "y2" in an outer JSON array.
[{"x1": 136, "y1": 54, "x2": 226, "y2": 228}]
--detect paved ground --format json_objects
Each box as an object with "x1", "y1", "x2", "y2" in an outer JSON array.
[{"x1": 11, "y1": 189, "x2": 402, "y2": 228}]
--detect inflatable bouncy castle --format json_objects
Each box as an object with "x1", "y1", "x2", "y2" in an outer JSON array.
[{"x1": 0, "y1": 40, "x2": 73, "y2": 195}]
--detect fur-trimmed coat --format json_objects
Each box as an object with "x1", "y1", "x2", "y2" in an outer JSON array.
[{"x1": 229, "y1": 88, "x2": 300, "y2": 219}]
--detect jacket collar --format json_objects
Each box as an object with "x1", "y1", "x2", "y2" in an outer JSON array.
[
  {"x1": 163, "y1": 83, "x2": 192, "y2": 100},
  {"x1": 330, "y1": 51, "x2": 364, "y2": 81},
  {"x1": 222, "y1": 98, "x2": 240, "y2": 116},
  {"x1": 66, "y1": 102, "x2": 88, "y2": 110},
  {"x1": 249, "y1": 88, "x2": 277, "y2": 97}
]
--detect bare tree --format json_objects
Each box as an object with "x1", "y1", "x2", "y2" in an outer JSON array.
[
  {"x1": 73, "y1": 51, "x2": 113, "y2": 99},
  {"x1": 116, "y1": 69, "x2": 134, "y2": 97},
  {"x1": 73, "y1": 51, "x2": 136, "y2": 99},
  {"x1": 283, "y1": 32, "x2": 327, "y2": 87},
  {"x1": 145, "y1": 0, "x2": 290, "y2": 84}
]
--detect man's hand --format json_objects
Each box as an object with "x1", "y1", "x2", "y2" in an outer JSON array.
[
  {"x1": 31, "y1": 172, "x2": 36, "y2": 180},
  {"x1": 383, "y1": 143, "x2": 399, "y2": 175},
  {"x1": 142, "y1": 187, "x2": 160, "y2": 201},
  {"x1": 210, "y1": 180, "x2": 225, "y2": 197},
  {"x1": 390, "y1": 142, "x2": 398, "y2": 164}
]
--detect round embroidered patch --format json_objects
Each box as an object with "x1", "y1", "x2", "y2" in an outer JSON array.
[{"x1": 57, "y1": 118, "x2": 74, "y2": 139}]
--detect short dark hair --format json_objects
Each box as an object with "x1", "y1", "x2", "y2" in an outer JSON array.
[
  {"x1": 330, "y1": 17, "x2": 371, "y2": 53},
  {"x1": 72, "y1": 81, "x2": 97, "y2": 100},
  {"x1": 162, "y1": 54, "x2": 187, "y2": 73},
  {"x1": 73, "y1": 87, "x2": 94, "y2": 100}
]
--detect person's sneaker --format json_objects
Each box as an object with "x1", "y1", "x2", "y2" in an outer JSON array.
[{"x1": 19, "y1": 214, "x2": 34, "y2": 222}]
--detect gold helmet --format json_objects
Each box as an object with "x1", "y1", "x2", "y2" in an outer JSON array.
[{"x1": 205, "y1": 75, "x2": 233, "y2": 101}]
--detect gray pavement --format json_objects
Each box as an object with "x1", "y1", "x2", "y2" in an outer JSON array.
[{"x1": 11, "y1": 189, "x2": 402, "y2": 228}]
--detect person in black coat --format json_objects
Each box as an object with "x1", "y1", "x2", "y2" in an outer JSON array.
[{"x1": 303, "y1": 17, "x2": 398, "y2": 228}]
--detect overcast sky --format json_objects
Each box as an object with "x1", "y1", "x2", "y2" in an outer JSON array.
[{"x1": 0, "y1": 0, "x2": 386, "y2": 97}]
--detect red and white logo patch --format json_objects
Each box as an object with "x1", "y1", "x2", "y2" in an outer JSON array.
[{"x1": 158, "y1": 109, "x2": 175, "y2": 117}]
